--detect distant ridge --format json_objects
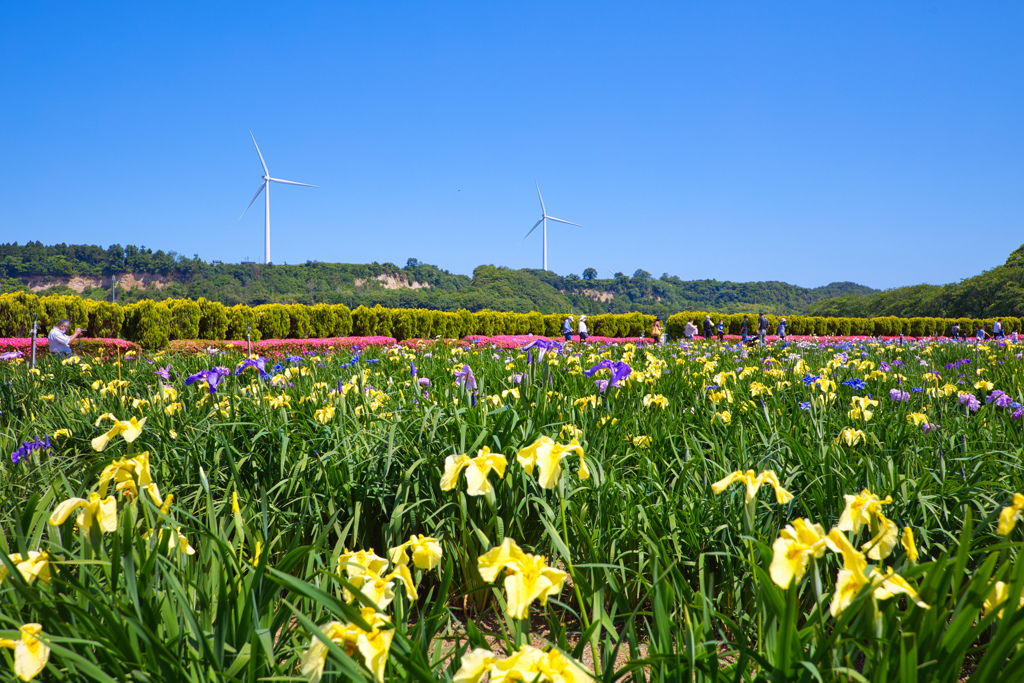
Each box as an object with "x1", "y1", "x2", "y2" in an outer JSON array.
[
  {"x1": 0, "y1": 241, "x2": 875, "y2": 317},
  {"x1": 807, "y1": 243, "x2": 1024, "y2": 318}
]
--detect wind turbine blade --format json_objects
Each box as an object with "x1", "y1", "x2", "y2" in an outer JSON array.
[
  {"x1": 250, "y1": 131, "x2": 269, "y2": 175},
  {"x1": 545, "y1": 216, "x2": 582, "y2": 227},
  {"x1": 519, "y1": 218, "x2": 544, "y2": 243},
  {"x1": 268, "y1": 178, "x2": 318, "y2": 188},
  {"x1": 603, "y1": 264, "x2": 616, "y2": 276},
  {"x1": 239, "y1": 181, "x2": 267, "y2": 219},
  {"x1": 535, "y1": 179, "x2": 546, "y2": 214}
]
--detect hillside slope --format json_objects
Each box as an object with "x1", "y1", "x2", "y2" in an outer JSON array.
[
  {"x1": 807, "y1": 244, "x2": 1024, "y2": 318},
  {"x1": 0, "y1": 241, "x2": 874, "y2": 316}
]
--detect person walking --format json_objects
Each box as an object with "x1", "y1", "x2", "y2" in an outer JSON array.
[
  {"x1": 777, "y1": 317, "x2": 787, "y2": 341},
  {"x1": 717, "y1": 319, "x2": 724, "y2": 341},
  {"x1": 651, "y1": 318, "x2": 664, "y2": 344},
  {"x1": 976, "y1": 326, "x2": 987, "y2": 342},
  {"x1": 757, "y1": 312, "x2": 769, "y2": 346},
  {"x1": 994, "y1": 319, "x2": 1004, "y2": 339},
  {"x1": 578, "y1": 315, "x2": 589, "y2": 341},
  {"x1": 950, "y1": 322, "x2": 959, "y2": 340},
  {"x1": 48, "y1": 318, "x2": 84, "y2": 357},
  {"x1": 740, "y1": 315, "x2": 749, "y2": 344},
  {"x1": 703, "y1": 315, "x2": 712, "y2": 339},
  {"x1": 562, "y1": 316, "x2": 574, "y2": 342}
]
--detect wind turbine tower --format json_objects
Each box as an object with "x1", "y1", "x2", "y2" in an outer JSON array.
[
  {"x1": 239, "y1": 132, "x2": 317, "y2": 264},
  {"x1": 521, "y1": 181, "x2": 581, "y2": 271}
]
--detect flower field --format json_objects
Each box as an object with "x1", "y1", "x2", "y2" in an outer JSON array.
[{"x1": 3, "y1": 336, "x2": 1024, "y2": 682}]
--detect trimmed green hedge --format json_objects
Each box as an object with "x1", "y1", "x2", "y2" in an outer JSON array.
[
  {"x1": 665, "y1": 311, "x2": 1023, "y2": 339},
  {"x1": 4, "y1": 292, "x2": 1016, "y2": 349}
]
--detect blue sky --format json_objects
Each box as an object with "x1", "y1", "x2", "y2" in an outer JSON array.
[{"x1": 1, "y1": 2, "x2": 1021, "y2": 290}]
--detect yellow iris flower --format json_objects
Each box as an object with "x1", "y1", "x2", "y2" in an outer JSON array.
[
  {"x1": 906, "y1": 412, "x2": 929, "y2": 427},
  {"x1": 975, "y1": 380, "x2": 994, "y2": 392},
  {"x1": 97, "y1": 451, "x2": 153, "y2": 499},
  {"x1": 49, "y1": 492, "x2": 118, "y2": 534},
  {"x1": 477, "y1": 538, "x2": 567, "y2": 620},
  {"x1": 0, "y1": 623, "x2": 50, "y2": 682},
  {"x1": 454, "y1": 644, "x2": 592, "y2": 683},
  {"x1": 0, "y1": 552, "x2": 51, "y2": 586},
  {"x1": 337, "y1": 549, "x2": 390, "y2": 579},
  {"x1": 714, "y1": 410, "x2": 732, "y2": 424},
  {"x1": 516, "y1": 437, "x2": 588, "y2": 489},
  {"x1": 825, "y1": 530, "x2": 928, "y2": 616},
  {"x1": 642, "y1": 394, "x2": 669, "y2": 409},
  {"x1": 91, "y1": 415, "x2": 146, "y2": 452},
  {"x1": 314, "y1": 405, "x2": 335, "y2": 424},
  {"x1": 902, "y1": 527, "x2": 919, "y2": 562},
  {"x1": 847, "y1": 396, "x2": 879, "y2": 421},
  {"x1": 712, "y1": 470, "x2": 794, "y2": 505},
  {"x1": 984, "y1": 581, "x2": 1024, "y2": 619},
  {"x1": 837, "y1": 489, "x2": 898, "y2": 560},
  {"x1": 769, "y1": 518, "x2": 827, "y2": 588},
  {"x1": 301, "y1": 609, "x2": 394, "y2": 683},
  {"x1": 389, "y1": 535, "x2": 443, "y2": 572},
  {"x1": 143, "y1": 527, "x2": 196, "y2": 556},
  {"x1": 998, "y1": 493, "x2": 1024, "y2": 536},
  {"x1": 836, "y1": 428, "x2": 867, "y2": 446},
  {"x1": 440, "y1": 447, "x2": 508, "y2": 496}
]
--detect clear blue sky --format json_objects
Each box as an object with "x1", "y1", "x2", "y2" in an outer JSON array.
[{"x1": 2, "y1": 2, "x2": 1022, "y2": 290}]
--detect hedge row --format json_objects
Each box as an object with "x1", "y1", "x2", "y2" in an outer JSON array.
[
  {"x1": 666, "y1": 311, "x2": 1023, "y2": 339},
  {"x1": 0, "y1": 293, "x2": 654, "y2": 349}
]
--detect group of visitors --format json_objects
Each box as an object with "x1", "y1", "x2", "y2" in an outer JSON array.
[
  {"x1": 561, "y1": 315, "x2": 590, "y2": 342},
  {"x1": 949, "y1": 319, "x2": 1016, "y2": 342}
]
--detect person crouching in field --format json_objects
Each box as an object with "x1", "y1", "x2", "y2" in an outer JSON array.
[{"x1": 48, "y1": 318, "x2": 84, "y2": 357}]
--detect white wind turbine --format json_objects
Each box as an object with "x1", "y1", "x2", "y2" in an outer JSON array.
[
  {"x1": 520, "y1": 181, "x2": 582, "y2": 271},
  {"x1": 239, "y1": 132, "x2": 317, "y2": 264}
]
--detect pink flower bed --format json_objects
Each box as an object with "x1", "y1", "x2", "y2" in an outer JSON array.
[
  {"x1": 685, "y1": 334, "x2": 956, "y2": 344},
  {"x1": 0, "y1": 337, "x2": 140, "y2": 357},
  {"x1": 166, "y1": 337, "x2": 398, "y2": 357},
  {"x1": 463, "y1": 335, "x2": 654, "y2": 349}
]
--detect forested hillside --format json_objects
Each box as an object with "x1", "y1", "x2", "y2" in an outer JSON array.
[
  {"x1": 0, "y1": 241, "x2": 874, "y2": 317},
  {"x1": 807, "y1": 244, "x2": 1024, "y2": 319}
]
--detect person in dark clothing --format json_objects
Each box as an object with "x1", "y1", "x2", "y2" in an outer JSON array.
[
  {"x1": 703, "y1": 315, "x2": 712, "y2": 339},
  {"x1": 757, "y1": 312, "x2": 768, "y2": 346},
  {"x1": 950, "y1": 322, "x2": 959, "y2": 340},
  {"x1": 740, "y1": 315, "x2": 749, "y2": 343}
]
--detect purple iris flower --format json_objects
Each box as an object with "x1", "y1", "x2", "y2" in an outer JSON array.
[
  {"x1": 155, "y1": 365, "x2": 171, "y2": 382},
  {"x1": 523, "y1": 339, "x2": 563, "y2": 359},
  {"x1": 594, "y1": 379, "x2": 609, "y2": 393},
  {"x1": 235, "y1": 357, "x2": 268, "y2": 378},
  {"x1": 889, "y1": 389, "x2": 910, "y2": 402},
  {"x1": 186, "y1": 366, "x2": 231, "y2": 394},
  {"x1": 584, "y1": 360, "x2": 632, "y2": 387},
  {"x1": 511, "y1": 373, "x2": 525, "y2": 384},
  {"x1": 417, "y1": 377, "x2": 431, "y2": 387},
  {"x1": 10, "y1": 436, "x2": 51, "y2": 465},
  {"x1": 0, "y1": 351, "x2": 23, "y2": 361},
  {"x1": 958, "y1": 393, "x2": 981, "y2": 412},
  {"x1": 410, "y1": 361, "x2": 417, "y2": 378},
  {"x1": 987, "y1": 390, "x2": 1013, "y2": 407},
  {"x1": 455, "y1": 364, "x2": 477, "y2": 391},
  {"x1": 879, "y1": 361, "x2": 891, "y2": 372}
]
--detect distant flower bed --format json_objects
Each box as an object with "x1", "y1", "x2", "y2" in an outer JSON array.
[
  {"x1": 0, "y1": 337, "x2": 140, "y2": 358},
  {"x1": 463, "y1": 334, "x2": 654, "y2": 349},
  {"x1": 165, "y1": 336, "x2": 398, "y2": 357}
]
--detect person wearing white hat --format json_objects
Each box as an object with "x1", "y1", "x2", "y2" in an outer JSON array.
[{"x1": 578, "y1": 315, "x2": 589, "y2": 341}]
